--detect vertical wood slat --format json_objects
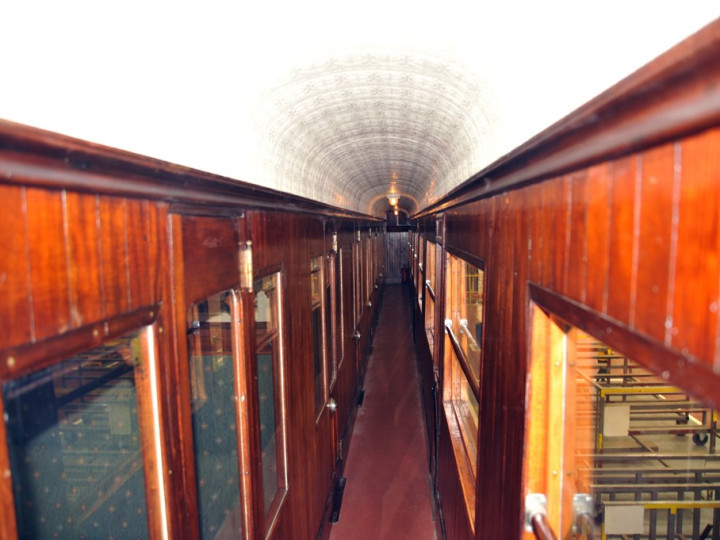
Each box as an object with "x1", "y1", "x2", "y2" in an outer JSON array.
[
  {"x1": 566, "y1": 172, "x2": 587, "y2": 302},
  {"x1": 540, "y1": 177, "x2": 566, "y2": 291},
  {"x1": 99, "y1": 196, "x2": 130, "y2": 316},
  {"x1": 26, "y1": 187, "x2": 71, "y2": 341},
  {"x1": 0, "y1": 185, "x2": 32, "y2": 347},
  {"x1": 673, "y1": 128, "x2": 720, "y2": 366},
  {"x1": 528, "y1": 183, "x2": 543, "y2": 284},
  {"x1": 607, "y1": 156, "x2": 638, "y2": 323},
  {"x1": 66, "y1": 192, "x2": 103, "y2": 325},
  {"x1": 585, "y1": 163, "x2": 612, "y2": 315},
  {"x1": 634, "y1": 143, "x2": 676, "y2": 342},
  {"x1": 127, "y1": 199, "x2": 158, "y2": 309}
]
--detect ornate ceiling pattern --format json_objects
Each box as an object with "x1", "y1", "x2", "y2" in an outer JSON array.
[{"x1": 250, "y1": 53, "x2": 497, "y2": 216}]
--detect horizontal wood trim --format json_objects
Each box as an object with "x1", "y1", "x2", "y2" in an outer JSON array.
[
  {"x1": 417, "y1": 19, "x2": 720, "y2": 218},
  {"x1": 0, "y1": 122, "x2": 380, "y2": 221},
  {"x1": 529, "y1": 283, "x2": 720, "y2": 411},
  {"x1": 0, "y1": 304, "x2": 160, "y2": 379}
]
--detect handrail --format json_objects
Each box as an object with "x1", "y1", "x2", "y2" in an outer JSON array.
[
  {"x1": 525, "y1": 494, "x2": 558, "y2": 540},
  {"x1": 531, "y1": 513, "x2": 558, "y2": 540},
  {"x1": 444, "y1": 321, "x2": 480, "y2": 399},
  {"x1": 459, "y1": 318, "x2": 480, "y2": 351},
  {"x1": 425, "y1": 279, "x2": 435, "y2": 301}
]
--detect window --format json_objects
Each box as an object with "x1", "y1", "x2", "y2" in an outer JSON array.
[
  {"x1": 336, "y1": 248, "x2": 345, "y2": 370},
  {"x1": 424, "y1": 240, "x2": 437, "y2": 355},
  {"x1": 443, "y1": 252, "x2": 485, "y2": 527},
  {"x1": 187, "y1": 290, "x2": 244, "y2": 539},
  {"x1": 254, "y1": 273, "x2": 288, "y2": 531},
  {"x1": 525, "y1": 302, "x2": 720, "y2": 538},
  {"x1": 3, "y1": 330, "x2": 153, "y2": 539},
  {"x1": 311, "y1": 256, "x2": 326, "y2": 417},
  {"x1": 417, "y1": 236, "x2": 425, "y2": 308},
  {"x1": 326, "y1": 254, "x2": 337, "y2": 390}
]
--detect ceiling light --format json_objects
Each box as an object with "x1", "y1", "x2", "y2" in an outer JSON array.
[{"x1": 387, "y1": 193, "x2": 400, "y2": 207}]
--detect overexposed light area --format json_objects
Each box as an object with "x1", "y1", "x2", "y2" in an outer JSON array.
[{"x1": 1, "y1": 1, "x2": 718, "y2": 215}]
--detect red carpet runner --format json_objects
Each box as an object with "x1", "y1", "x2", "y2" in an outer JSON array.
[{"x1": 329, "y1": 284, "x2": 437, "y2": 539}]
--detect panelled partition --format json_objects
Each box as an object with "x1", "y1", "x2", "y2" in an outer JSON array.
[
  {"x1": 0, "y1": 123, "x2": 385, "y2": 539},
  {"x1": 408, "y1": 19, "x2": 720, "y2": 540}
]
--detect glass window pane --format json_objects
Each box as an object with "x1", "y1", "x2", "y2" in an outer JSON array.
[
  {"x1": 3, "y1": 331, "x2": 151, "y2": 539},
  {"x1": 312, "y1": 305, "x2": 324, "y2": 415},
  {"x1": 451, "y1": 354, "x2": 479, "y2": 478},
  {"x1": 527, "y1": 309, "x2": 720, "y2": 538},
  {"x1": 187, "y1": 290, "x2": 243, "y2": 539},
  {"x1": 460, "y1": 261, "x2": 483, "y2": 380},
  {"x1": 254, "y1": 273, "x2": 286, "y2": 523}
]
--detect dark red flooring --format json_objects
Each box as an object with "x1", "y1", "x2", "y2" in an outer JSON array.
[{"x1": 329, "y1": 284, "x2": 437, "y2": 540}]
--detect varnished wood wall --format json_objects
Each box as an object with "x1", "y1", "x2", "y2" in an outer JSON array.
[
  {"x1": 418, "y1": 108, "x2": 720, "y2": 540},
  {"x1": 0, "y1": 131, "x2": 384, "y2": 539},
  {"x1": 413, "y1": 20, "x2": 720, "y2": 539}
]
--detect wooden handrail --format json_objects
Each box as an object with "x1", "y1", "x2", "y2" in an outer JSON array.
[
  {"x1": 444, "y1": 321, "x2": 480, "y2": 399},
  {"x1": 530, "y1": 512, "x2": 558, "y2": 540},
  {"x1": 425, "y1": 279, "x2": 435, "y2": 301}
]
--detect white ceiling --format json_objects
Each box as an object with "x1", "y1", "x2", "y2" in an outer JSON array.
[{"x1": 1, "y1": 1, "x2": 718, "y2": 216}]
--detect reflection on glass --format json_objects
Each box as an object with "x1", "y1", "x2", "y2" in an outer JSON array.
[
  {"x1": 254, "y1": 273, "x2": 286, "y2": 522},
  {"x1": 311, "y1": 256, "x2": 325, "y2": 417},
  {"x1": 531, "y1": 311, "x2": 720, "y2": 538},
  {"x1": 446, "y1": 255, "x2": 483, "y2": 382},
  {"x1": 3, "y1": 331, "x2": 150, "y2": 539},
  {"x1": 451, "y1": 354, "x2": 478, "y2": 478},
  {"x1": 187, "y1": 290, "x2": 243, "y2": 539}
]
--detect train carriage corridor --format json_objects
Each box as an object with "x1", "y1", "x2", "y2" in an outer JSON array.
[{"x1": 329, "y1": 283, "x2": 437, "y2": 539}]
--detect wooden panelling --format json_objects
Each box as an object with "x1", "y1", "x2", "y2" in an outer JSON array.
[
  {"x1": 634, "y1": 142, "x2": 677, "y2": 341},
  {"x1": 442, "y1": 125, "x2": 720, "y2": 538},
  {"x1": 99, "y1": 196, "x2": 131, "y2": 315},
  {"x1": 66, "y1": 192, "x2": 103, "y2": 325},
  {"x1": 607, "y1": 156, "x2": 638, "y2": 323},
  {"x1": 128, "y1": 199, "x2": 159, "y2": 308},
  {"x1": 672, "y1": 128, "x2": 720, "y2": 365},
  {"x1": 181, "y1": 215, "x2": 239, "y2": 304},
  {"x1": 26, "y1": 187, "x2": 71, "y2": 341},
  {"x1": 584, "y1": 163, "x2": 612, "y2": 313},
  {"x1": 384, "y1": 231, "x2": 409, "y2": 282},
  {"x1": 566, "y1": 172, "x2": 587, "y2": 301},
  {"x1": 0, "y1": 185, "x2": 31, "y2": 347}
]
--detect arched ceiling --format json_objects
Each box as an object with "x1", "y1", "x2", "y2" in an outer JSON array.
[
  {"x1": 252, "y1": 53, "x2": 495, "y2": 216},
  {"x1": 1, "y1": 2, "x2": 719, "y2": 217}
]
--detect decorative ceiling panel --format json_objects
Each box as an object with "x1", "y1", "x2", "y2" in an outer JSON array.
[{"x1": 250, "y1": 53, "x2": 497, "y2": 216}]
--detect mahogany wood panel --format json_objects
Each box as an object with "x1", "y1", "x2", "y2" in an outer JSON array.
[
  {"x1": 436, "y1": 403, "x2": 473, "y2": 540},
  {"x1": 166, "y1": 212, "x2": 201, "y2": 540},
  {"x1": 128, "y1": 200, "x2": 160, "y2": 308},
  {"x1": 439, "y1": 127, "x2": 720, "y2": 538},
  {"x1": 66, "y1": 192, "x2": 103, "y2": 324},
  {"x1": 672, "y1": 128, "x2": 720, "y2": 364},
  {"x1": 634, "y1": 142, "x2": 676, "y2": 341},
  {"x1": 566, "y1": 172, "x2": 587, "y2": 300},
  {"x1": 607, "y1": 156, "x2": 638, "y2": 323},
  {"x1": 26, "y1": 187, "x2": 71, "y2": 341},
  {"x1": 539, "y1": 179, "x2": 564, "y2": 290},
  {"x1": 584, "y1": 163, "x2": 612, "y2": 313},
  {"x1": 0, "y1": 185, "x2": 31, "y2": 347},
  {"x1": 181, "y1": 215, "x2": 239, "y2": 304},
  {"x1": 99, "y1": 196, "x2": 131, "y2": 315}
]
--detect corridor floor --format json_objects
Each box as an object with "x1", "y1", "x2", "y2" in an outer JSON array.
[{"x1": 329, "y1": 283, "x2": 437, "y2": 540}]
